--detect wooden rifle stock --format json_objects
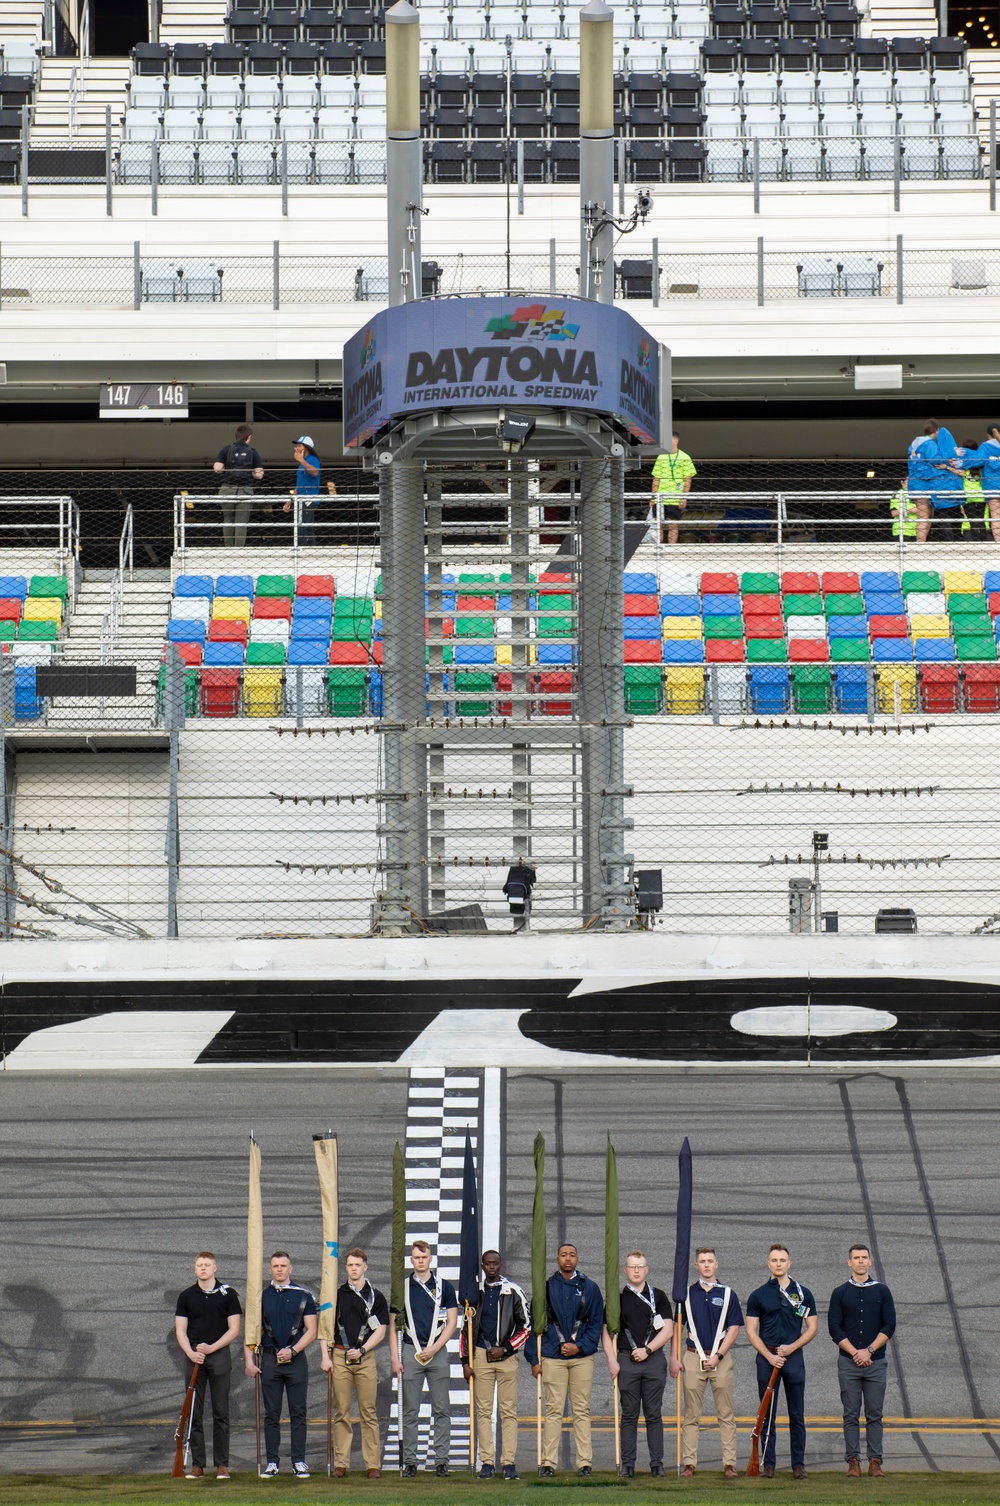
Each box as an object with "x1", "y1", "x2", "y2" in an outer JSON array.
[
  {"x1": 171, "y1": 1359, "x2": 203, "y2": 1478},
  {"x1": 746, "y1": 1365, "x2": 781, "y2": 1478}
]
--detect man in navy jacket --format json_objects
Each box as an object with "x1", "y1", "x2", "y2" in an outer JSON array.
[
  {"x1": 828, "y1": 1245, "x2": 896, "y2": 1479},
  {"x1": 525, "y1": 1244, "x2": 603, "y2": 1477}
]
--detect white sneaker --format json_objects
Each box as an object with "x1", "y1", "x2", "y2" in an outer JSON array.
[
  {"x1": 261, "y1": 1462, "x2": 280, "y2": 1477},
  {"x1": 292, "y1": 1462, "x2": 310, "y2": 1478}
]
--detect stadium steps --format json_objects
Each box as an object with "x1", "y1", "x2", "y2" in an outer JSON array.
[
  {"x1": 32, "y1": 57, "x2": 130, "y2": 142},
  {"x1": 48, "y1": 575, "x2": 173, "y2": 729},
  {"x1": 0, "y1": 0, "x2": 45, "y2": 41},
  {"x1": 866, "y1": 0, "x2": 938, "y2": 39},
  {"x1": 969, "y1": 49, "x2": 1000, "y2": 140},
  {"x1": 158, "y1": 0, "x2": 229, "y2": 46}
]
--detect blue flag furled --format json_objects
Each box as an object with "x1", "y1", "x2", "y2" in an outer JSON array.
[
  {"x1": 458, "y1": 1128, "x2": 481, "y2": 1309},
  {"x1": 671, "y1": 1136, "x2": 693, "y2": 1306}
]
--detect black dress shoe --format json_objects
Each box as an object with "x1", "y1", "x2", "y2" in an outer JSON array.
[
  {"x1": 650, "y1": 1465, "x2": 665, "y2": 1477},
  {"x1": 763, "y1": 1465, "x2": 775, "y2": 1478},
  {"x1": 436, "y1": 1463, "x2": 450, "y2": 1477},
  {"x1": 538, "y1": 1466, "x2": 555, "y2": 1478},
  {"x1": 578, "y1": 1467, "x2": 593, "y2": 1477},
  {"x1": 401, "y1": 1464, "x2": 417, "y2": 1478},
  {"x1": 621, "y1": 1464, "x2": 635, "y2": 1478}
]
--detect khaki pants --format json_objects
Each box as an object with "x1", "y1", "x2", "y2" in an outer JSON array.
[
  {"x1": 682, "y1": 1349, "x2": 737, "y2": 1469},
  {"x1": 332, "y1": 1348, "x2": 381, "y2": 1471},
  {"x1": 541, "y1": 1354, "x2": 594, "y2": 1469},
  {"x1": 472, "y1": 1348, "x2": 519, "y2": 1466}
]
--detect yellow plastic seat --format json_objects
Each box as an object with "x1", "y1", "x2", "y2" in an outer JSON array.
[
  {"x1": 875, "y1": 664, "x2": 917, "y2": 713},
  {"x1": 943, "y1": 569, "x2": 983, "y2": 594},
  {"x1": 663, "y1": 664, "x2": 705, "y2": 714},
  {"x1": 908, "y1": 614, "x2": 950, "y2": 638},
  {"x1": 22, "y1": 596, "x2": 62, "y2": 625},
  {"x1": 494, "y1": 644, "x2": 537, "y2": 665},
  {"x1": 661, "y1": 615, "x2": 703, "y2": 639},
  {"x1": 212, "y1": 595, "x2": 253, "y2": 623},
  {"x1": 242, "y1": 667, "x2": 283, "y2": 718}
]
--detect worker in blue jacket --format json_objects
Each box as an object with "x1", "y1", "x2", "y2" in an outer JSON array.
[
  {"x1": 525, "y1": 1244, "x2": 604, "y2": 1478},
  {"x1": 956, "y1": 424, "x2": 1000, "y2": 543},
  {"x1": 907, "y1": 421, "x2": 963, "y2": 541}
]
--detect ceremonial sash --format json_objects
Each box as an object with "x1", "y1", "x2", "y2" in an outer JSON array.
[
  {"x1": 405, "y1": 1273, "x2": 444, "y2": 1365},
  {"x1": 685, "y1": 1285, "x2": 733, "y2": 1363}
]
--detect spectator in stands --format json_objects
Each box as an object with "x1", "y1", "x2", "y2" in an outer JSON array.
[
  {"x1": 283, "y1": 437, "x2": 322, "y2": 545},
  {"x1": 957, "y1": 426, "x2": 1000, "y2": 542},
  {"x1": 503, "y1": 859, "x2": 536, "y2": 932},
  {"x1": 907, "y1": 420, "x2": 962, "y2": 543},
  {"x1": 889, "y1": 478, "x2": 917, "y2": 540},
  {"x1": 651, "y1": 434, "x2": 697, "y2": 545},
  {"x1": 213, "y1": 423, "x2": 264, "y2": 549}
]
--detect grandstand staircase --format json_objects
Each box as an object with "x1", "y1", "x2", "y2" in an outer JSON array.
[
  {"x1": 0, "y1": 0, "x2": 45, "y2": 42},
  {"x1": 969, "y1": 50, "x2": 1000, "y2": 139},
  {"x1": 157, "y1": 0, "x2": 228, "y2": 46},
  {"x1": 32, "y1": 57, "x2": 130, "y2": 142},
  {"x1": 866, "y1": 0, "x2": 938, "y2": 38},
  {"x1": 48, "y1": 571, "x2": 172, "y2": 731}
]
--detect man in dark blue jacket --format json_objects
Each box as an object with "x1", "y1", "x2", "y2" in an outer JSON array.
[
  {"x1": 828, "y1": 1244, "x2": 896, "y2": 1479},
  {"x1": 525, "y1": 1244, "x2": 603, "y2": 1477}
]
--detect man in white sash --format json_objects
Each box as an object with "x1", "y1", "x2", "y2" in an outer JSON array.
[
  {"x1": 388, "y1": 1239, "x2": 458, "y2": 1479},
  {"x1": 669, "y1": 1247, "x2": 743, "y2": 1480}
]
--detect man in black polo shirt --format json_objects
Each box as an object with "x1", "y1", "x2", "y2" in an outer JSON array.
[
  {"x1": 244, "y1": 1251, "x2": 318, "y2": 1479},
  {"x1": 745, "y1": 1243, "x2": 818, "y2": 1480},
  {"x1": 174, "y1": 1251, "x2": 242, "y2": 1481},
  {"x1": 601, "y1": 1249, "x2": 672, "y2": 1479},
  {"x1": 828, "y1": 1243, "x2": 897, "y2": 1479},
  {"x1": 388, "y1": 1239, "x2": 458, "y2": 1478},
  {"x1": 318, "y1": 1245, "x2": 390, "y2": 1479}
]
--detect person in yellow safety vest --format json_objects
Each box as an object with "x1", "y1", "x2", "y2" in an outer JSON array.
[
  {"x1": 650, "y1": 433, "x2": 697, "y2": 546},
  {"x1": 890, "y1": 478, "x2": 918, "y2": 538}
]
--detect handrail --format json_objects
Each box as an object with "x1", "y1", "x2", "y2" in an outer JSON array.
[{"x1": 119, "y1": 501, "x2": 134, "y2": 578}]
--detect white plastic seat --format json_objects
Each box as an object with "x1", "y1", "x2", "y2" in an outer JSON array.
[
  {"x1": 279, "y1": 109, "x2": 316, "y2": 139},
  {"x1": 940, "y1": 139, "x2": 981, "y2": 177},
  {"x1": 124, "y1": 109, "x2": 162, "y2": 140},
  {"x1": 839, "y1": 254, "x2": 883, "y2": 295},
  {"x1": 197, "y1": 142, "x2": 237, "y2": 182},
  {"x1": 820, "y1": 105, "x2": 859, "y2": 137},
  {"x1": 284, "y1": 666, "x2": 327, "y2": 717},
  {"x1": 319, "y1": 79, "x2": 356, "y2": 107},
  {"x1": 352, "y1": 140, "x2": 386, "y2": 181},
  {"x1": 856, "y1": 78, "x2": 893, "y2": 106},
  {"x1": 283, "y1": 141, "x2": 315, "y2": 179},
  {"x1": 205, "y1": 78, "x2": 243, "y2": 109},
  {"x1": 281, "y1": 78, "x2": 319, "y2": 108},
  {"x1": 172, "y1": 595, "x2": 211, "y2": 620},
  {"x1": 785, "y1": 615, "x2": 827, "y2": 637},
  {"x1": 659, "y1": 571, "x2": 699, "y2": 594},
  {"x1": 313, "y1": 139, "x2": 353, "y2": 181},
  {"x1": 317, "y1": 105, "x2": 355, "y2": 137},
  {"x1": 240, "y1": 109, "x2": 278, "y2": 141},
  {"x1": 784, "y1": 138, "x2": 824, "y2": 177},
  {"x1": 898, "y1": 102, "x2": 936, "y2": 134},
  {"x1": 703, "y1": 80, "x2": 740, "y2": 106},
  {"x1": 11, "y1": 643, "x2": 53, "y2": 663},
  {"x1": 117, "y1": 141, "x2": 154, "y2": 181},
  {"x1": 704, "y1": 104, "x2": 743, "y2": 136},
  {"x1": 129, "y1": 77, "x2": 166, "y2": 109},
  {"x1": 163, "y1": 108, "x2": 201, "y2": 139},
  {"x1": 202, "y1": 108, "x2": 239, "y2": 140},
  {"x1": 166, "y1": 77, "x2": 204, "y2": 109},
  {"x1": 798, "y1": 254, "x2": 838, "y2": 296},
  {"x1": 782, "y1": 104, "x2": 820, "y2": 138},
  {"x1": 250, "y1": 619, "x2": 291, "y2": 644},
  {"x1": 936, "y1": 100, "x2": 976, "y2": 134},
  {"x1": 352, "y1": 120, "x2": 385, "y2": 139},
  {"x1": 244, "y1": 78, "x2": 281, "y2": 109},
  {"x1": 234, "y1": 141, "x2": 276, "y2": 180},
  {"x1": 707, "y1": 663, "x2": 747, "y2": 715},
  {"x1": 906, "y1": 591, "x2": 946, "y2": 615},
  {"x1": 817, "y1": 81, "x2": 854, "y2": 106},
  {"x1": 706, "y1": 139, "x2": 747, "y2": 177},
  {"x1": 159, "y1": 142, "x2": 200, "y2": 181},
  {"x1": 743, "y1": 104, "x2": 782, "y2": 135},
  {"x1": 858, "y1": 103, "x2": 897, "y2": 135},
  {"x1": 743, "y1": 82, "x2": 779, "y2": 106},
  {"x1": 356, "y1": 77, "x2": 387, "y2": 106}
]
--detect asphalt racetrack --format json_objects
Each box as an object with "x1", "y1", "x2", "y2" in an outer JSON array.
[{"x1": 0, "y1": 1067, "x2": 997, "y2": 1474}]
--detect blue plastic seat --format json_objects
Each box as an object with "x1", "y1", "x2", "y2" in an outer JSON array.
[
  {"x1": 216, "y1": 574, "x2": 254, "y2": 599},
  {"x1": 701, "y1": 593, "x2": 741, "y2": 616},
  {"x1": 833, "y1": 664, "x2": 870, "y2": 713},
  {"x1": 914, "y1": 637, "x2": 955, "y2": 662},
  {"x1": 292, "y1": 595, "x2": 334, "y2": 620},
  {"x1": 872, "y1": 638, "x2": 913, "y2": 662},
  {"x1": 167, "y1": 619, "x2": 207, "y2": 644},
  {"x1": 861, "y1": 571, "x2": 900, "y2": 595},
  {"x1": 624, "y1": 616, "x2": 663, "y2": 640},
  {"x1": 538, "y1": 643, "x2": 577, "y2": 665},
  {"x1": 663, "y1": 640, "x2": 705, "y2": 664},
  {"x1": 0, "y1": 576, "x2": 27, "y2": 601},
  {"x1": 204, "y1": 641, "x2": 245, "y2": 666},
  {"x1": 454, "y1": 643, "x2": 495, "y2": 665},
  {"x1": 864, "y1": 592, "x2": 906, "y2": 617},
  {"x1": 369, "y1": 669, "x2": 383, "y2": 716},
  {"x1": 624, "y1": 572, "x2": 658, "y2": 594},
  {"x1": 660, "y1": 593, "x2": 699, "y2": 617},
  {"x1": 827, "y1": 615, "x2": 868, "y2": 638},
  {"x1": 175, "y1": 574, "x2": 214, "y2": 598},
  {"x1": 748, "y1": 665, "x2": 790, "y2": 713},
  {"x1": 291, "y1": 610, "x2": 332, "y2": 638},
  {"x1": 287, "y1": 640, "x2": 328, "y2": 666},
  {"x1": 984, "y1": 570, "x2": 1000, "y2": 597},
  {"x1": 14, "y1": 664, "x2": 42, "y2": 719}
]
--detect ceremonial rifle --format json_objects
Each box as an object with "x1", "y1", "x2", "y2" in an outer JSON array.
[
  {"x1": 746, "y1": 1365, "x2": 781, "y2": 1478},
  {"x1": 171, "y1": 1359, "x2": 202, "y2": 1478}
]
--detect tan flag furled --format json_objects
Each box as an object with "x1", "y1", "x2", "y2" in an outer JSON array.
[
  {"x1": 245, "y1": 1136, "x2": 263, "y2": 1350},
  {"x1": 313, "y1": 1133, "x2": 339, "y2": 1346}
]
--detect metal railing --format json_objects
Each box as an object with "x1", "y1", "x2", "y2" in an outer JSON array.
[
  {"x1": 0, "y1": 496, "x2": 80, "y2": 579},
  {"x1": 101, "y1": 504, "x2": 134, "y2": 659}
]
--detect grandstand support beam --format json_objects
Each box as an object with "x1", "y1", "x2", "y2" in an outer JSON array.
[
  {"x1": 510, "y1": 461, "x2": 533, "y2": 870},
  {"x1": 386, "y1": 0, "x2": 422, "y2": 307},
  {"x1": 376, "y1": 453, "x2": 429, "y2": 933},
  {"x1": 579, "y1": 0, "x2": 615, "y2": 305}
]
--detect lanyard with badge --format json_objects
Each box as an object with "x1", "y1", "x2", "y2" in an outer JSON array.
[
  {"x1": 623, "y1": 1284, "x2": 664, "y2": 1357},
  {"x1": 778, "y1": 1280, "x2": 811, "y2": 1320}
]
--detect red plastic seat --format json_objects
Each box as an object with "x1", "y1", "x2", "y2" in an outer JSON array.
[
  {"x1": 201, "y1": 667, "x2": 241, "y2": 718},
  {"x1": 822, "y1": 571, "x2": 860, "y2": 595},
  {"x1": 988, "y1": 592, "x2": 1000, "y2": 618},
  {"x1": 624, "y1": 594, "x2": 660, "y2": 617},
  {"x1": 371, "y1": 641, "x2": 384, "y2": 665},
  {"x1": 455, "y1": 595, "x2": 496, "y2": 611},
  {"x1": 537, "y1": 573, "x2": 573, "y2": 596},
  {"x1": 296, "y1": 574, "x2": 336, "y2": 598},
  {"x1": 330, "y1": 642, "x2": 371, "y2": 664},
  {"x1": 533, "y1": 671, "x2": 574, "y2": 714},
  {"x1": 789, "y1": 638, "x2": 829, "y2": 662},
  {"x1": 701, "y1": 572, "x2": 739, "y2": 595},
  {"x1": 624, "y1": 639, "x2": 662, "y2": 662},
  {"x1": 918, "y1": 664, "x2": 960, "y2": 713},
  {"x1": 742, "y1": 593, "x2": 781, "y2": 616},
  {"x1": 163, "y1": 641, "x2": 203, "y2": 666},
  {"x1": 868, "y1": 615, "x2": 908, "y2": 639},
  {"x1": 705, "y1": 638, "x2": 745, "y2": 662},
  {"x1": 744, "y1": 614, "x2": 784, "y2": 639},
  {"x1": 782, "y1": 571, "x2": 819, "y2": 595},
  {"x1": 963, "y1": 663, "x2": 1000, "y2": 712},
  {"x1": 253, "y1": 596, "x2": 292, "y2": 620},
  {"x1": 0, "y1": 598, "x2": 21, "y2": 622},
  {"x1": 496, "y1": 670, "x2": 512, "y2": 716},
  {"x1": 207, "y1": 618, "x2": 249, "y2": 644}
]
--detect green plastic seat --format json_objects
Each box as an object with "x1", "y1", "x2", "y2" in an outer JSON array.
[
  {"x1": 954, "y1": 636, "x2": 997, "y2": 662},
  {"x1": 741, "y1": 572, "x2": 780, "y2": 595},
  {"x1": 830, "y1": 637, "x2": 871, "y2": 662},
  {"x1": 28, "y1": 575, "x2": 67, "y2": 600},
  {"x1": 334, "y1": 595, "x2": 373, "y2": 617},
  {"x1": 949, "y1": 613, "x2": 991, "y2": 639},
  {"x1": 256, "y1": 574, "x2": 295, "y2": 598},
  {"x1": 537, "y1": 616, "x2": 574, "y2": 638},
  {"x1": 426, "y1": 645, "x2": 454, "y2": 665},
  {"x1": 156, "y1": 665, "x2": 199, "y2": 718},
  {"x1": 702, "y1": 615, "x2": 744, "y2": 640},
  {"x1": 0, "y1": 621, "x2": 13, "y2": 643},
  {"x1": 331, "y1": 622, "x2": 373, "y2": 642},
  {"x1": 624, "y1": 664, "x2": 663, "y2": 715},
  {"x1": 783, "y1": 593, "x2": 823, "y2": 618},
  {"x1": 902, "y1": 570, "x2": 942, "y2": 594},
  {"x1": 246, "y1": 641, "x2": 286, "y2": 665},
  {"x1": 327, "y1": 668, "x2": 368, "y2": 716},
  {"x1": 948, "y1": 593, "x2": 988, "y2": 616},
  {"x1": 540, "y1": 595, "x2": 574, "y2": 613},
  {"x1": 18, "y1": 620, "x2": 57, "y2": 641},
  {"x1": 791, "y1": 664, "x2": 832, "y2": 714},
  {"x1": 454, "y1": 671, "x2": 494, "y2": 716},
  {"x1": 824, "y1": 593, "x2": 865, "y2": 616},
  {"x1": 455, "y1": 617, "x2": 495, "y2": 639},
  {"x1": 458, "y1": 573, "x2": 496, "y2": 587},
  {"x1": 747, "y1": 638, "x2": 787, "y2": 662}
]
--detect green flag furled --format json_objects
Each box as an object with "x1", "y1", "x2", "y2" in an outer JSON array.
[
  {"x1": 604, "y1": 1134, "x2": 621, "y2": 1339},
  {"x1": 312, "y1": 1133, "x2": 339, "y2": 1347},
  {"x1": 245, "y1": 1136, "x2": 263, "y2": 1350},
  {"x1": 390, "y1": 1140, "x2": 406, "y2": 1329},
  {"x1": 531, "y1": 1131, "x2": 547, "y2": 1336}
]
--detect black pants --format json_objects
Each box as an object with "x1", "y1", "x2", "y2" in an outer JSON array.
[
  {"x1": 618, "y1": 1350, "x2": 667, "y2": 1469},
  {"x1": 260, "y1": 1349, "x2": 309, "y2": 1466},
  {"x1": 756, "y1": 1350, "x2": 806, "y2": 1471},
  {"x1": 184, "y1": 1349, "x2": 232, "y2": 1468}
]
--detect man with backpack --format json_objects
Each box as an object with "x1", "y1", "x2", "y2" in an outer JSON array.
[{"x1": 213, "y1": 423, "x2": 264, "y2": 547}]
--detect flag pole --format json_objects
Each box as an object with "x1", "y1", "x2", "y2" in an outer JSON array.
[
  {"x1": 674, "y1": 1308, "x2": 683, "y2": 1475},
  {"x1": 530, "y1": 1131, "x2": 547, "y2": 1475},
  {"x1": 312, "y1": 1132, "x2": 339, "y2": 1481},
  {"x1": 670, "y1": 1138, "x2": 693, "y2": 1480},
  {"x1": 465, "y1": 1300, "x2": 476, "y2": 1469},
  {"x1": 390, "y1": 1141, "x2": 406, "y2": 1477},
  {"x1": 458, "y1": 1129, "x2": 481, "y2": 1475},
  {"x1": 604, "y1": 1134, "x2": 621, "y2": 1475},
  {"x1": 245, "y1": 1135, "x2": 264, "y2": 1479}
]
